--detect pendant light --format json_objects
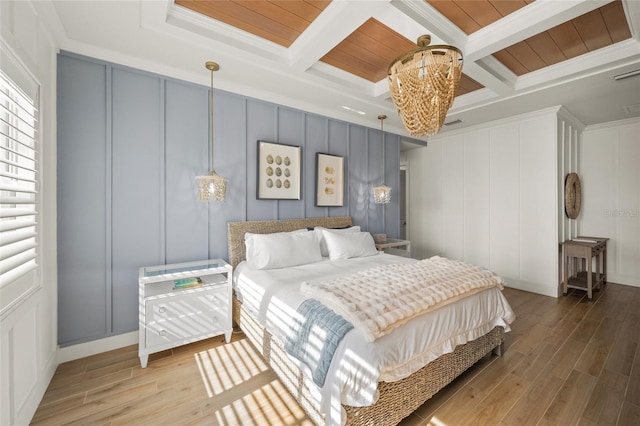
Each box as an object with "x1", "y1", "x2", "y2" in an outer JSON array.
[
  {"x1": 373, "y1": 115, "x2": 391, "y2": 204},
  {"x1": 196, "y1": 61, "x2": 227, "y2": 202}
]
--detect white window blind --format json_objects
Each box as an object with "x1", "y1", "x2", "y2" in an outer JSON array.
[{"x1": 0, "y1": 69, "x2": 39, "y2": 287}]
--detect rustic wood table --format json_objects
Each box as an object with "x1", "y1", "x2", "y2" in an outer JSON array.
[{"x1": 561, "y1": 237, "x2": 608, "y2": 299}]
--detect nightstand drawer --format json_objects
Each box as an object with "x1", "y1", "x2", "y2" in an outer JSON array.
[
  {"x1": 145, "y1": 311, "x2": 227, "y2": 348},
  {"x1": 145, "y1": 288, "x2": 229, "y2": 348},
  {"x1": 147, "y1": 288, "x2": 228, "y2": 321}
]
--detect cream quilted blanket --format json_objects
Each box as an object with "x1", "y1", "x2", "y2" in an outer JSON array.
[{"x1": 300, "y1": 256, "x2": 505, "y2": 342}]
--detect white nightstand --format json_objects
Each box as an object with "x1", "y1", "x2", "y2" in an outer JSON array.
[
  {"x1": 138, "y1": 259, "x2": 232, "y2": 368},
  {"x1": 375, "y1": 238, "x2": 412, "y2": 257}
]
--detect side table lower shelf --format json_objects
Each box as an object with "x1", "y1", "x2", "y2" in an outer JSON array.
[{"x1": 566, "y1": 273, "x2": 604, "y2": 294}]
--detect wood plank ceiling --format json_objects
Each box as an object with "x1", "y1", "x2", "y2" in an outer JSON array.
[
  {"x1": 175, "y1": 0, "x2": 632, "y2": 97},
  {"x1": 319, "y1": 18, "x2": 416, "y2": 83},
  {"x1": 492, "y1": 1, "x2": 631, "y2": 75},
  {"x1": 174, "y1": 0, "x2": 332, "y2": 47},
  {"x1": 426, "y1": 0, "x2": 534, "y2": 34},
  {"x1": 431, "y1": 0, "x2": 631, "y2": 76}
]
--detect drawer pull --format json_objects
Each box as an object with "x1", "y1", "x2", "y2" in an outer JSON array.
[
  {"x1": 158, "y1": 306, "x2": 166, "y2": 314},
  {"x1": 159, "y1": 329, "x2": 167, "y2": 337}
]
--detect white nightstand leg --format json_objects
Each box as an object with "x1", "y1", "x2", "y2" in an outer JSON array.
[
  {"x1": 140, "y1": 355, "x2": 149, "y2": 368},
  {"x1": 224, "y1": 330, "x2": 231, "y2": 343}
]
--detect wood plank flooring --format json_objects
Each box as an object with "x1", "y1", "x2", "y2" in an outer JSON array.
[{"x1": 33, "y1": 283, "x2": 640, "y2": 425}]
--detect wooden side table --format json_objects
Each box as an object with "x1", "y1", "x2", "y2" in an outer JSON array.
[{"x1": 561, "y1": 237, "x2": 608, "y2": 299}]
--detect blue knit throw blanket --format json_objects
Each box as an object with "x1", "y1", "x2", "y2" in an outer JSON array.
[{"x1": 284, "y1": 299, "x2": 354, "y2": 387}]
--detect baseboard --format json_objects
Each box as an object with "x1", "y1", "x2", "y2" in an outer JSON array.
[
  {"x1": 607, "y1": 274, "x2": 639, "y2": 288},
  {"x1": 504, "y1": 278, "x2": 559, "y2": 298},
  {"x1": 57, "y1": 331, "x2": 138, "y2": 364},
  {"x1": 15, "y1": 350, "x2": 57, "y2": 426}
]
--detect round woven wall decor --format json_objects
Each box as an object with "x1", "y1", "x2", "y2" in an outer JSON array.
[{"x1": 565, "y1": 173, "x2": 582, "y2": 219}]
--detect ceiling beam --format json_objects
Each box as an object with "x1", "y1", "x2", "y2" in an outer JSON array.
[
  {"x1": 465, "y1": 0, "x2": 615, "y2": 61},
  {"x1": 623, "y1": 0, "x2": 640, "y2": 39},
  {"x1": 515, "y1": 38, "x2": 640, "y2": 91},
  {"x1": 370, "y1": 2, "x2": 437, "y2": 46},
  {"x1": 463, "y1": 60, "x2": 515, "y2": 96},
  {"x1": 390, "y1": 0, "x2": 467, "y2": 48},
  {"x1": 289, "y1": 0, "x2": 388, "y2": 72},
  {"x1": 165, "y1": 1, "x2": 285, "y2": 62}
]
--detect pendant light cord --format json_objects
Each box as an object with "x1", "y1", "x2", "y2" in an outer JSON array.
[
  {"x1": 209, "y1": 67, "x2": 215, "y2": 171},
  {"x1": 379, "y1": 114, "x2": 386, "y2": 183},
  {"x1": 379, "y1": 114, "x2": 386, "y2": 232}
]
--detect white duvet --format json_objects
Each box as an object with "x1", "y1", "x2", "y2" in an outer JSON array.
[
  {"x1": 233, "y1": 253, "x2": 516, "y2": 425},
  {"x1": 301, "y1": 256, "x2": 505, "y2": 342}
]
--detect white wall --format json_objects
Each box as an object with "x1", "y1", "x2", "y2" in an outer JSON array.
[
  {"x1": 407, "y1": 108, "x2": 562, "y2": 297},
  {"x1": 580, "y1": 118, "x2": 640, "y2": 287},
  {"x1": 1, "y1": 1, "x2": 60, "y2": 424},
  {"x1": 557, "y1": 110, "x2": 584, "y2": 284},
  {"x1": 557, "y1": 111, "x2": 583, "y2": 241}
]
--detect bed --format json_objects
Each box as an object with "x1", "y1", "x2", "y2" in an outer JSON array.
[{"x1": 228, "y1": 216, "x2": 515, "y2": 426}]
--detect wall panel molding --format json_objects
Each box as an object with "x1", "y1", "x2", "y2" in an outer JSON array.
[
  {"x1": 56, "y1": 52, "x2": 414, "y2": 346},
  {"x1": 556, "y1": 108, "x2": 585, "y2": 288},
  {"x1": 580, "y1": 118, "x2": 640, "y2": 287},
  {"x1": 408, "y1": 109, "x2": 560, "y2": 297}
]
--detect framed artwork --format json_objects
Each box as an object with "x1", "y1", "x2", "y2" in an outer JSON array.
[
  {"x1": 316, "y1": 153, "x2": 344, "y2": 207},
  {"x1": 257, "y1": 141, "x2": 302, "y2": 200}
]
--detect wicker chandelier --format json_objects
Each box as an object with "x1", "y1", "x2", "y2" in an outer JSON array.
[
  {"x1": 388, "y1": 35, "x2": 463, "y2": 137},
  {"x1": 196, "y1": 61, "x2": 227, "y2": 202}
]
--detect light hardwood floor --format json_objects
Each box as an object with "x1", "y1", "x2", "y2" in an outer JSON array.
[{"x1": 33, "y1": 283, "x2": 640, "y2": 425}]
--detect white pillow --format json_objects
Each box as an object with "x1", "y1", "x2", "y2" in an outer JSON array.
[
  {"x1": 322, "y1": 230, "x2": 378, "y2": 260},
  {"x1": 245, "y1": 230, "x2": 322, "y2": 270},
  {"x1": 314, "y1": 226, "x2": 360, "y2": 257},
  {"x1": 244, "y1": 228, "x2": 307, "y2": 241}
]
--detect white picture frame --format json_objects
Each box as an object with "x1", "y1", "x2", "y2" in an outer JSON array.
[
  {"x1": 315, "y1": 153, "x2": 344, "y2": 207},
  {"x1": 257, "y1": 141, "x2": 302, "y2": 200}
]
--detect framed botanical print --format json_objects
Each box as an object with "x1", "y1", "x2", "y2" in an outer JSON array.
[
  {"x1": 257, "y1": 141, "x2": 302, "y2": 200},
  {"x1": 315, "y1": 153, "x2": 344, "y2": 207}
]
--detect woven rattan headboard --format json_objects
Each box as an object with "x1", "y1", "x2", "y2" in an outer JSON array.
[{"x1": 227, "y1": 216, "x2": 352, "y2": 267}]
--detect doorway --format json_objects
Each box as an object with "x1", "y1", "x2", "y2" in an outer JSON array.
[{"x1": 400, "y1": 166, "x2": 407, "y2": 239}]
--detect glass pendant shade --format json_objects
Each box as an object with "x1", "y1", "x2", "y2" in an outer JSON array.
[
  {"x1": 373, "y1": 185, "x2": 391, "y2": 204},
  {"x1": 388, "y1": 35, "x2": 463, "y2": 137},
  {"x1": 197, "y1": 171, "x2": 227, "y2": 202}
]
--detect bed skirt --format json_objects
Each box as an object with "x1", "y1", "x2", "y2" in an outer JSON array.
[{"x1": 233, "y1": 296, "x2": 504, "y2": 426}]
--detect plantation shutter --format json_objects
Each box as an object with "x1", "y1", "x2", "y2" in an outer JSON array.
[{"x1": 0, "y1": 69, "x2": 39, "y2": 287}]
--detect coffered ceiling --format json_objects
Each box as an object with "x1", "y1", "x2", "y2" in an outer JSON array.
[{"x1": 46, "y1": 0, "x2": 640, "y2": 140}]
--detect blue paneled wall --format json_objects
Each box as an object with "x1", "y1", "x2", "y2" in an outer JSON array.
[{"x1": 57, "y1": 52, "x2": 411, "y2": 345}]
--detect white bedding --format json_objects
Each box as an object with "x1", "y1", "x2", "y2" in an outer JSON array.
[
  {"x1": 233, "y1": 253, "x2": 516, "y2": 425},
  {"x1": 301, "y1": 256, "x2": 505, "y2": 342}
]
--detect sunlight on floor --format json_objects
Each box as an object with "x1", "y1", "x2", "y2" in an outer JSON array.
[
  {"x1": 194, "y1": 338, "x2": 311, "y2": 425},
  {"x1": 427, "y1": 416, "x2": 447, "y2": 426},
  {"x1": 195, "y1": 339, "x2": 269, "y2": 397},
  {"x1": 214, "y1": 380, "x2": 312, "y2": 426}
]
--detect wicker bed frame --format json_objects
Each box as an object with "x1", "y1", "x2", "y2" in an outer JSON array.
[{"x1": 228, "y1": 216, "x2": 505, "y2": 426}]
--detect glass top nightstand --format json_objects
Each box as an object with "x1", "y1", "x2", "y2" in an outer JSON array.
[
  {"x1": 375, "y1": 239, "x2": 411, "y2": 257},
  {"x1": 139, "y1": 258, "x2": 231, "y2": 284},
  {"x1": 138, "y1": 258, "x2": 233, "y2": 368}
]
